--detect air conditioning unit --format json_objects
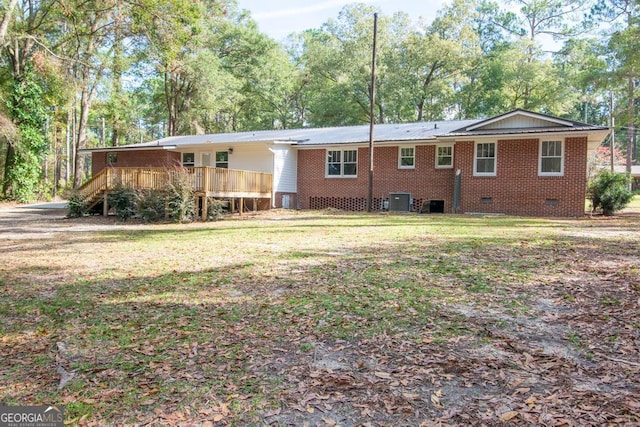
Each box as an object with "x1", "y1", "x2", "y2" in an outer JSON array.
[{"x1": 388, "y1": 192, "x2": 411, "y2": 212}]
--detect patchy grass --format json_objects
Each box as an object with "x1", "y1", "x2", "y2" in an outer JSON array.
[
  {"x1": 1, "y1": 210, "x2": 639, "y2": 425},
  {"x1": 627, "y1": 194, "x2": 640, "y2": 210}
]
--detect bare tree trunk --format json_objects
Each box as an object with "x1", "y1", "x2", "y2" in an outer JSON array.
[
  {"x1": 417, "y1": 100, "x2": 424, "y2": 121},
  {"x1": 65, "y1": 108, "x2": 71, "y2": 184},
  {"x1": 627, "y1": 77, "x2": 634, "y2": 176},
  {"x1": 73, "y1": 82, "x2": 96, "y2": 188},
  {"x1": 164, "y1": 70, "x2": 177, "y2": 136},
  {"x1": 2, "y1": 143, "x2": 15, "y2": 196},
  {"x1": 0, "y1": 0, "x2": 18, "y2": 44}
]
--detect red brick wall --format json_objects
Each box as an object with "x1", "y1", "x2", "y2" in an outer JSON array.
[
  {"x1": 297, "y1": 145, "x2": 456, "y2": 212},
  {"x1": 91, "y1": 150, "x2": 181, "y2": 176},
  {"x1": 455, "y1": 137, "x2": 587, "y2": 217},
  {"x1": 297, "y1": 137, "x2": 588, "y2": 217}
]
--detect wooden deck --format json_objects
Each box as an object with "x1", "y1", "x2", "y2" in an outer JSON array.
[{"x1": 78, "y1": 167, "x2": 273, "y2": 217}]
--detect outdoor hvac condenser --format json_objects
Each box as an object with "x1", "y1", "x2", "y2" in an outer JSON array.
[{"x1": 389, "y1": 193, "x2": 411, "y2": 212}]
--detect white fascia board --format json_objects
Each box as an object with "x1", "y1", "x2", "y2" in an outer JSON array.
[
  {"x1": 80, "y1": 145, "x2": 177, "y2": 153},
  {"x1": 294, "y1": 139, "x2": 436, "y2": 149}
]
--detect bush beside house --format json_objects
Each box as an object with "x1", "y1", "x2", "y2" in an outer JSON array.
[{"x1": 588, "y1": 171, "x2": 634, "y2": 216}]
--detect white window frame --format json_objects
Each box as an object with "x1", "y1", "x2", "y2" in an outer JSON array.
[
  {"x1": 538, "y1": 140, "x2": 564, "y2": 176},
  {"x1": 473, "y1": 142, "x2": 497, "y2": 176},
  {"x1": 435, "y1": 144, "x2": 454, "y2": 169},
  {"x1": 182, "y1": 152, "x2": 195, "y2": 167},
  {"x1": 215, "y1": 151, "x2": 229, "y2": 169},
  {"x1": 398, "y1": 146, "x2": 415, "y2": 169},
  {"x1": 326, "y1": 148, "x2": 358, "y2": 178}
]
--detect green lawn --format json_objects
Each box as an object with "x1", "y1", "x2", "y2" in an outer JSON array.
[
  {"x1": 627, "y1": 194, "x2": 640, "y2": 210},
  {"x1": 1, "y1": 211, "x2": 639, "y2": 425}
]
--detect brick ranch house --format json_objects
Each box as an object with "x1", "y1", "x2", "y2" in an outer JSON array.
[{"x1": 82, "y1": 109, "x2": 610, "y2": 217}]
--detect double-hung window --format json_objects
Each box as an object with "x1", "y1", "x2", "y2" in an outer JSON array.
[
  {"x1": 474, "y1": 142, "x2": 496, "y2": 176},
  {"x1": 436, "y1": 145, "x2": 453, "y2": 168},
  {"x1": 327, "y1": 149, "x2": 357, "y2": 177},
  {"x1": 182, "y1": 152, "x2": 195, "y2": 167},
  {"x1": 215, "y1": 151, "x2": 229, "y2": 169},
  {"x1": 539, "y1": 140, "x2": 563, "y2": 176},
  {"x1": 399, "y1": 147, "x2": 415, "y2": 169}
]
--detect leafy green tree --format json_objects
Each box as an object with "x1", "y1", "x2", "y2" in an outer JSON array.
[
  {"x1": 589, "y1": 0, "x2": 639, "y2": 170},
  {"x1": 296, "y1": 4, "x2": 387, "y2": 126},
  {"x1": 3, "y1": 65, "x2": 48, "y2": 201},
  {"x1": 460, "y1": 0, "x2": 591, "y2": 116},
  {"x1": 392, "y1": 0, "x2": 481, "y2": 121},
  {"x1": 554, "y1": 37, "x2": 610, "y2": 124}
]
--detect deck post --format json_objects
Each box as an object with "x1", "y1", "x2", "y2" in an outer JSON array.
[
  {"x1": 239, "y1": 198, "x2": 244, "y2": 216},
  {"x1": 201, "y1": 195, "x2": 208, "y2": 221},
  {"x1": 203, "y1": 167, "x2": 210, "y2": 194},
  {"x1": 103, "y1": 192, "x2": 108, "y2": 216}
]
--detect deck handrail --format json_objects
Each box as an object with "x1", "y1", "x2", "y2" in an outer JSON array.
[
  {"x1": 78, "y1": 166, "x2": 272, "y2": 199},
  {"x1": 188, "y1": 167, "x2": 272, "y2": 195},
  {"x1": 78, "y1": 168, "x2": 108, "y2": 200}
]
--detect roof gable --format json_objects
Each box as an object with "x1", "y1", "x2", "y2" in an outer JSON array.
[{"x1": 465, "y1": 109, "x2": 575, "y2": 131}]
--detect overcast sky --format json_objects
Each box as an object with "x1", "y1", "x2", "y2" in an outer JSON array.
[{"x1": 235, "y1": 0, "x2": 449, "y2": 40}]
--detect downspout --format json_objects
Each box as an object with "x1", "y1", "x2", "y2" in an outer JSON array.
[
  {"x1": 268, "y1": 143, "x2": 276, "y2": 208},
  {"x1": 453, "y1": 169, "x2": 462, "y2": 213}
]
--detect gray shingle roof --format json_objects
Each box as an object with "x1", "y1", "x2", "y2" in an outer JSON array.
[
  {"x1": 80, "y1": 109, "x2": 609, "y2": 152},
  {"x1": 100, "y1": 119, "x2": 482, "y2": 150}
]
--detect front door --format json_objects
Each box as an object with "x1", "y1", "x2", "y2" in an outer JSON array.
[{"x1": 201, "y1": 152, "x2": 213, "y2": 167}]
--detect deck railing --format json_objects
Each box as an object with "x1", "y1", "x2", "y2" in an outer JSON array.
[{"x1": 79, "y1": 167, "x2": 273, "y2": 200}]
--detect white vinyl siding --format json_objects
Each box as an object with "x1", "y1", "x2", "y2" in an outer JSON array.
[
  {"x1": 539, "y1": 140, "x2": 564, "y2": 176},
  {"x1": 474, "y1": 142, "x2": 496, "y2": 176},
  {"x1": 271, "y1": 145, "x2": 297, "y2": 194}
]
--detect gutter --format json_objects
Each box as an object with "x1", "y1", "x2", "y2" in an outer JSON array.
[{"x1": 79, "y1": 145, "x2": 178, "y2": 153}]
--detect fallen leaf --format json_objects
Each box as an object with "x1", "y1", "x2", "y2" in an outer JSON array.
[
  {"x1": 431, "y1": 390, "x2": 443, "y2": 408},
  {"x1": 402, "y1": 392, "x2": 419, "y2": 400},
  {"x1": 500, "y1": 411, "x2": 519, "y2": 421},
  {"x1": 374, "y1": 371, "x2": 392, "y2": 379}
]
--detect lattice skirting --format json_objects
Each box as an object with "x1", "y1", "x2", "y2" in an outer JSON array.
[{"x1": 308, "y1": 196, "x2": 424, "y2": 212}]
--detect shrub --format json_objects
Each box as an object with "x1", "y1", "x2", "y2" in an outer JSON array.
[
  {"x1": 206, "y1": 198, "x2": 226, "y2": 221},
  {"x1": 165, "y1": 170, "x2": 194, "y2": 223},
  {"x1": 137, "y1": 189, "x2": 166, "y2": 222},
  {"x1": 588, "y1": 170, "x2": 633, "y2": 216},
  {"x1": 107, "y1": 184, "x2": 138, "y2": 220},
  {"x1": 66, "y1": 191, "x2": 88, "y2": 218}
]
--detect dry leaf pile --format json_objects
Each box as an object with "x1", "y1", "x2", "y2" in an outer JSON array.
[{"x1": 0, "y1": 208, "x2": 638, "y2": 426}]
